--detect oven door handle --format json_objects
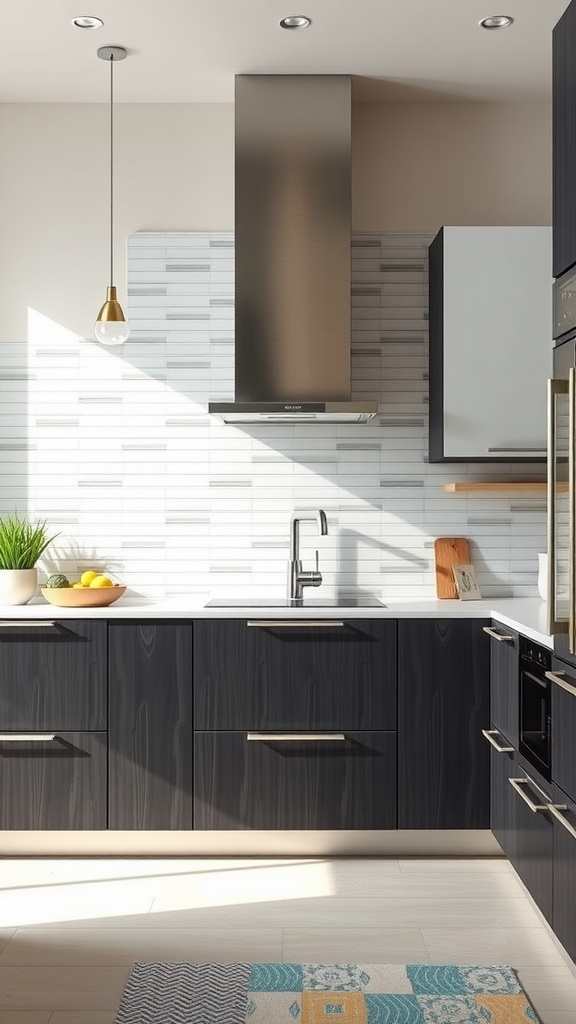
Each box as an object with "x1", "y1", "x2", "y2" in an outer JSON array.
[{"x1": 545, "y1": 669, "x2": 576, "y2": 698}]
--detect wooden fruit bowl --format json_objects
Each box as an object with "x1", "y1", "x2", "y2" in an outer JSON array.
[{"x1": 41, "y1": 585, "x2": 127, "y2": 608}]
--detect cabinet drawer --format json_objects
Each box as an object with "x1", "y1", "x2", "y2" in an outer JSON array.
[
  {"x1": 509, "y1": 768, "x2": 553, "y2": 924},
  {"x1": 551, "y1": 658, "x2": 576, "y2": 802},
  {"x1": 552, "y1": 783, "x2": 576, "y2": 964},
  {"x1": 487, "y1": 622, "x2": 519, "y2": 747},
  {"x1": 194, "y1": 619, "x2": 396, "y2": 730},
  {"x1": 0, "y1": 731, "x2": 107, "y2": 829},
  {"x1": 0, "y1": 620, "x2": 106, "y2": 731},
  {"x1": 484, "y1": 726, "x2": 517, "y2": 861},
  {"x1": 194, "y1": 730, "x2": 397, "y2": 830}
]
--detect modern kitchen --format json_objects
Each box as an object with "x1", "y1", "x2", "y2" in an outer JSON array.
[{"x1": 1, "y1": 1, "x2": 576, "y2": 1022}]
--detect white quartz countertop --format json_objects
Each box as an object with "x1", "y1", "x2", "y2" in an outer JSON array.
[{"x1": 0, "y1": 595, "x2": 553, "y2": 646}]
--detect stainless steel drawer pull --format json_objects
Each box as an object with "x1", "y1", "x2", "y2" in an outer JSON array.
[
  {"x1": 487, "y1": 447, "x2": 547, "y2": 453},
  {"x1": 0, "y1": 621, "x2": 57, "y2": 628},
  {"x1": 548, "y1": 803, "x2": 576, "y2": 841},
  {"x1": 0, "y1": 734, "x2": 57, "y2": 742},
  {"x1": 481, "y1": 729, "x2": 514, "y2": 753},
  {"x1": 509, "y1": 777, "x2": 549, "y2": 812},
  {"x1": 545, "y1": 670, "x2": 576, "y2": 698},
  {"x1": 247, "y1": 732, "x2": 346, "y2": 742},
  {"x1": 246, "y1": 620, "x2": 345, "y2": 628},
  {"x1": 482, "y1": 626, "x2": 514, "y2": 642}
]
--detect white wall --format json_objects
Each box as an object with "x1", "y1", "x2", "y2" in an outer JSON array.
[
  {"x1": 0, "y1": 100, "x2": 551, "y2": 342},
  {"x1": 352, "y1": 102, "x2": 552, "y2": 231},
  {"x1": 0, "y1": 104, "x2": 234, "y2": 341}
]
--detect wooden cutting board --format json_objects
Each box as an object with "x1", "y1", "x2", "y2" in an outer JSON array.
[{"x1": 434, "y1": 537, "x2": 471, "y2": 599}]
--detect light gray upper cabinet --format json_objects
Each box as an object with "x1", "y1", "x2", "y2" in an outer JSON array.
[{"x1": 429, "y1": 226, "x2": 552, "y2": 462}]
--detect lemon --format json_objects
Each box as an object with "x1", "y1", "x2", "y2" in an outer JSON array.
[
  {"x1": 81, "y1": 570, "x2": 99, "y2": 586},
  {"x1": 72, "y1": 582, "x2": 86, "y2": 589},
  {"x1": 89, "y1": 575, "x2": 113, "y2": 588}
]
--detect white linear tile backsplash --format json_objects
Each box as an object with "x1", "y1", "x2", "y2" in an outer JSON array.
[{"x1": 0, "y1": 231, "x2": 546, "y2": 600}]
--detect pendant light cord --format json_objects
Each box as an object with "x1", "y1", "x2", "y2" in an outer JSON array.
[{"x1": 109, "y1": 54, "x2": 114, "y2": 288}]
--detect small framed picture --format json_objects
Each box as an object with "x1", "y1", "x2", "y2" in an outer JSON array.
[{"x1": 452, "y1": 564, "x2": 482, "y2": 600}]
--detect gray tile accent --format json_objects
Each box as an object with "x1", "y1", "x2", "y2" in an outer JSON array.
[{"x1": 337, "y1": 443, "x2": 381, "y2": 451}]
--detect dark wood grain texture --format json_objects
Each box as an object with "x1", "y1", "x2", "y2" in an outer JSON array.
[
  {"x1": 194, "y1": 619, "x2": 397, "y2": 731},
  {"x1": 0, "y1": 731, "x2": 107, "y2": 829},
  {"x1": 553, "y1": 0, "x2": 576, "y2": 279},
  {"x1": 428, "y1": 227, "x2": 445, "y2": 462},
  {"x1": 551, "y1": 657, "x2": 576, "y2": 802},
  {"x1": 552, "y1": 783, "x2": 576, "y2": 963},
  {"x1": 398, "y1": 619, "x2": 490, "y2": 829},
  {"x1": 108, "y1": 623, "x2": 193, "y2": 830},
  {"x1": 489, "y1": 623, "x2": 519, "y2": 747},
  {"x1": 488, "y1": 739, "x2": 517, "y2": 861},
  {"x1": 510, "y1": 769, "x2": 554, "y2": 924},
  {"x1": 0, "y1": 620, "x2": 107, "y2": 731},
  {"x1": 194, "y1": 731, "x2": 397, "y2": 830}
]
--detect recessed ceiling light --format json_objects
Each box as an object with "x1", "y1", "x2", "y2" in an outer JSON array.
[
  {"x1": 279, "y1": 16, "x2": 311, "y2": 30},
  {"x1": 479, "y1": 15, "x2": 514, "y2": 29},
  {"x1": 72, "y1": 16, "x2": 104, "y2": 30}
]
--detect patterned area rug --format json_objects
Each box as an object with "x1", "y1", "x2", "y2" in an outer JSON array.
[{"x1": 113, "y1": 962, "x2": 539, "y2": 1022}]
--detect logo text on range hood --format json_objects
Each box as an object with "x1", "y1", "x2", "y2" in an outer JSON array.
[
  {"x1": 208, "y1": 74, "x2": 378, "y2": 425},
  {"x1": 209, "y1": 403, "x2": 377, "y2": 424}
]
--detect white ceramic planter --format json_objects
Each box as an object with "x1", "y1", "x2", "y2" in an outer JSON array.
[{"x1": 0, "y1": 568, "x2": 38, "y2": 605}]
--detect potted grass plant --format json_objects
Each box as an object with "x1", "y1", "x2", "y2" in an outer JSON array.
[{"x1": 0, "y1": 513, "x2": 59, "y2": 605}]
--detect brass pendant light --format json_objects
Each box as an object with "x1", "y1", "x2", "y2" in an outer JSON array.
[{"x1": 94, "y1": 45, "x2": 130, "y2": 346}]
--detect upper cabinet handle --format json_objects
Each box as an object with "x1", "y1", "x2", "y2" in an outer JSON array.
[
  {"x1": 246, "y1": 620, "x2": 345, "y2": 628},
  {"x1": 487, "y1": 446, "x2": 547, "y2": 452},
  {"x1": 0, "y1": 621, "x2": 57, "y2": 628},
  {"x1": 547, "y1": 377, "x2": 570, "y2": 637},
  {"x1": 481, "y1": 729, "x2": 514, "y2": 753},
  {"x1": 545, "y1": 669, "x2": 576, "y2": 698},
  {"x1": 482, "y1": 626, "x2": 514, "y2": 642}
]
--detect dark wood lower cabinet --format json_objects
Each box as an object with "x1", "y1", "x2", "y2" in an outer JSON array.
[
  {"x1": 0, "y1": 732, "x2": 107, "y2": 829},
  {"x1": 510, "y1": 767, "x2": 554, "y2": 924},
  {"x1": 0, "y1": 620, "x2": 107, "y2": 731},
  {"x1": 551, "y1": 658, "x2": 576, "y2": 803},
  {"x1": 108, "y1": 623, "x2": 193, "y2": 830},
  {"x1": 398, "y1": 619, "x2": 490, "y2": 828},
  {"x1": 487, "y1": 733, "x2": 517, "y2": 861},
  {"x1": 552, "y1": 783, "x2": 576, "y2": 963},
  {"x1": 194, "y1": 731, "x2": 397, "y2": 830}
]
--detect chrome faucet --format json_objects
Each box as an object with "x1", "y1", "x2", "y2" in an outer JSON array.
[{"x1": 288, "y1": 509, "x2": 328, "y2": 603}]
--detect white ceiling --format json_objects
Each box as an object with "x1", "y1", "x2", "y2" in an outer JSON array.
[{"x1": 0, "y1": 0, "x2": 569, "y2": 103}]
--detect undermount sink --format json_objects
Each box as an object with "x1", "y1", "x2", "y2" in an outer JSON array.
[{"x1": 205, "y1": 597, "x2": 386, "y2": 608}]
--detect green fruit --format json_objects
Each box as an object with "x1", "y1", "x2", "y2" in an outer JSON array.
[{"x1": 46, "y1": 573, "x2": 69, "y2": 589}]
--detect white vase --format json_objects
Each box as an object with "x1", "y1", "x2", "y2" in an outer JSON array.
[
  {"x1": 537, "y1": 553, "x2": 548, "y2": 602},
  {"x1": 0, "y1": 568, "x2": 38, "y2": 606}
]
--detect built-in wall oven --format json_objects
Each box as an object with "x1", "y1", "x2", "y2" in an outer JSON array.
[{"x1": 518, "y1": 637, "x2": 552, "y2": 781}]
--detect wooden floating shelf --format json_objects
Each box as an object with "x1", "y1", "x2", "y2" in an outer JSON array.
[{"x1": 444, "y1": 481, "x2": 550, "y2": 493}]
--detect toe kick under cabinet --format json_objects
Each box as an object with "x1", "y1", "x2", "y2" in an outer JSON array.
[
  {"x1": 193, "y1": 618, "x2": 397, "y2": 830},
  {"x1": 0, "y1": 619, "x2": 107, "y2": 829}
]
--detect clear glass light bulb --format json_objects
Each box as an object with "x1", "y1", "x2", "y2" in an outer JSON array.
[{"x1": 94, "y1": 320, "x2": 130, "y2": 346}]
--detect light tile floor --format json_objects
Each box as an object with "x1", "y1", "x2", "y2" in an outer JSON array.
[{"x1": 0, "y1": 857, "x2": 574, "y2": 1023}]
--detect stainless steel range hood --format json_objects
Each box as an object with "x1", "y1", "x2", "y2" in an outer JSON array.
[{"x1": 209, "y1": 75, "x2": 377, "y2": 424}]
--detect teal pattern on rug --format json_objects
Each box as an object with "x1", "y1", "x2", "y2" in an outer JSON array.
[{"x1": 113, "y1": 962, "x2": 539, "y2": 1024}]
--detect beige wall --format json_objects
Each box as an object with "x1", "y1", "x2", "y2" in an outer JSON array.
[
  {"x1": 352, "y1": 101, "x2": 552, "y2": 231},
  {"x1": 0, "y1": 103, "x2": 234, "y2": 340},
  {"x1": 0, "y1": 100, "x2": 551, "y2": 342}
]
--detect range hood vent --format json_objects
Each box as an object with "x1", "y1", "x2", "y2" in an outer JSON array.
[{"x1": 209, "y1": 75, "x2": 377, "y2": 425}]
